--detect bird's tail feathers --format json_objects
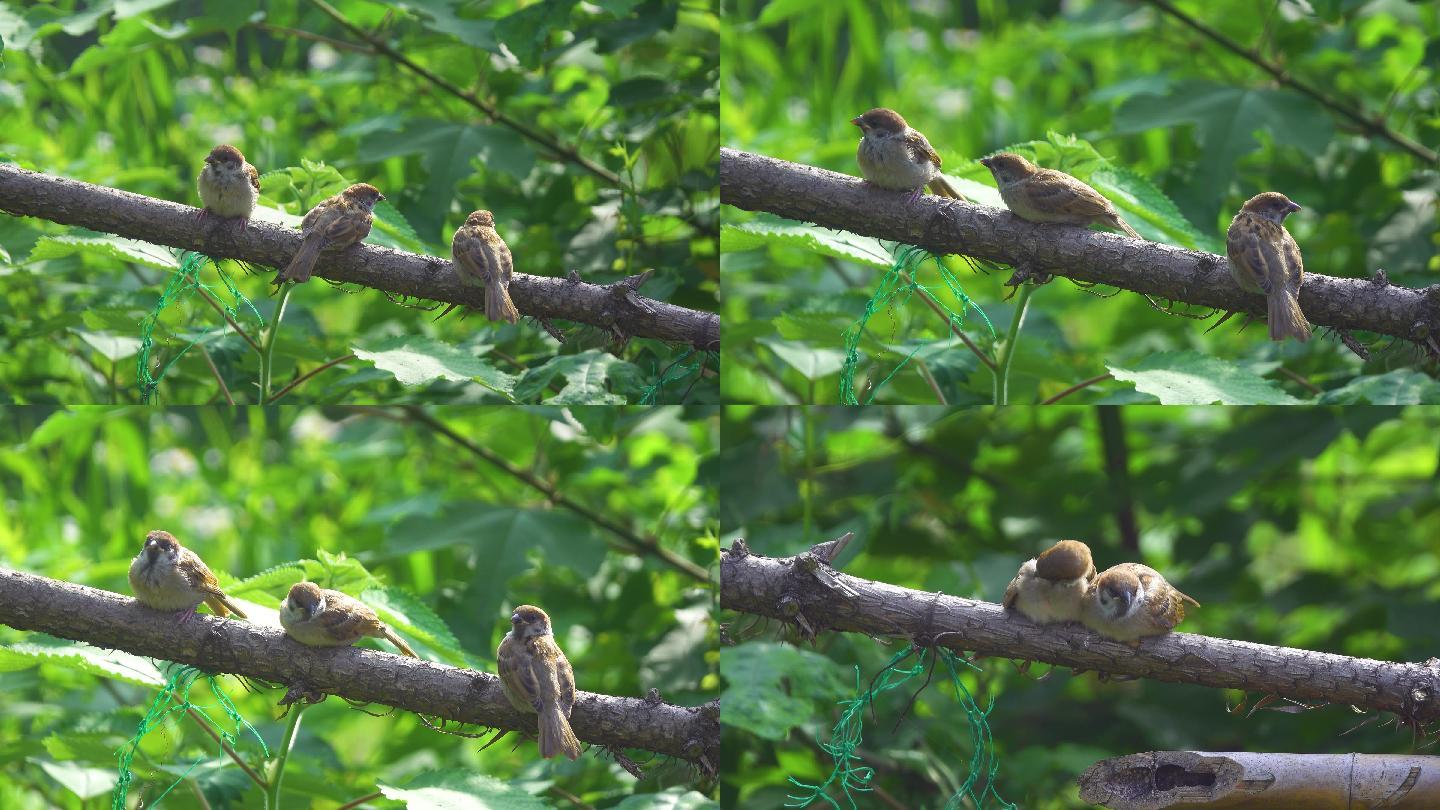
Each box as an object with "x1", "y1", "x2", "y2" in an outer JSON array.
[
  {"x1": 485, "y1": 277, "x2": 521, "y2": 324},
  {"x1": 538, "y1": 704, "x2": 581, "y2": 760},
  {"x1": 1268, "y1": 289, "x2": 1311, "y2": 343},
  {"x1": 277, "y1": 231, "x2": 325, "y2": 284}
]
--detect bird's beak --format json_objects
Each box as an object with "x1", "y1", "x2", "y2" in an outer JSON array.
[
  {"x1": 978, "y1": 157, "x2": 993, "y2": 168},
  {"x1": 378, "y1": 194, "x2": 386, "y2": 201},
  {"x1": 1287, "y1": 202, "x2": 1302, "y2": 214},
  {"x1": 850, "y1": 117, "x2": 864, "y2": 129}
]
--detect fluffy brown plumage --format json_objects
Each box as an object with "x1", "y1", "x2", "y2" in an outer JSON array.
[
  {"x1": 451, "y1": 209, "x2": 520, "y2": 324},
  {"x1": 128, "y1": 530, "x2": 247, "y2": 622},
  {"x1": 853, "y1": 107, "x2": 966, "y2": 203},
  {"x1": 274, "y1": 183, "x2": 385, "y2": 284},
  {"x1": 979, "y1": 152, "x2": 1140, "y2": 238},
  {"x1": 278, "y1": 582, "x2": 417, "y2": 657},
  {"x1": 1003, "y1": 540, "x2": 1096, "y2": 625},
  {"x1": 1081, "y1": 563, "x2": 1199, "y2": 647},
  {"x1": 197, "y1": 144, "x2": 260, "y2": 230},
  {"x1": 496, "y1": 604, "x2": 582, "y2": 760},
  {"x1": 1226, "y1": 192, "x2": 1310, "y2": 342}
]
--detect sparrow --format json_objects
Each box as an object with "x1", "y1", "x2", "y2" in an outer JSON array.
[
  {"x1": 274, "y1": 183, "x2": 385, "y2": 285},
  {"x1": 1081, "y1": 563, "x2": 1200, "y2": 647},
  {"x1": 277, "y1": 582, "x2": 417, "y2": 657},
  {"x1": 1226, "y1": 192, "x2": 1311, "y2": 343},
  {"x1": 451, "y1": 209, "x2": 520, "y2": 324},
  {"x1": 196, "y1": 144, "x2": 260, "y2": 230},
  {"x1": 496, "y1": 604, "x2": 582, "y2": 760},
  {"x1": 978, "y1": 152, "x2": 1140, "y2": 238},
  {"x1": 852, "y1": 107, "x2": 966, "y2": 203},
  {"x1": 1002, "y1": 539, "x2": 1096, "y2": 624},
  {"x1": 128, "y1": 530, "x2": 247, "y2": 623}
]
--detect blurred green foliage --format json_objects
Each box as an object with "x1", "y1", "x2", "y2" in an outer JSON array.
[
  {"x1": 0, "y1": 0, "x2": 719, "y2": 404},
  {"x1": 717, "y1": 405, "x2": 1440, "y2": 809},
  {"x1": 721, "y1": 0, "x2": 1439, "y2": 404},
  {"x1": 0, "y1": 405, "x2": 720, "y2": 808}
]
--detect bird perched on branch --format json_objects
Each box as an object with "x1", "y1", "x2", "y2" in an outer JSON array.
[
  {"x1": 128, "y1": 530, "x2": 247, "y2": 622},
  {"x1": 1003, "y1": 540, "x2": 1096, "y2": 624},
  {"x1": 274, "y1": 183, "x2": 384, "y2": 284},
  {"x1": 451, "y1": 209, "x2": 520, "y2": 324},
  {"x1": 278, "y1": 582, "x2": 417, "y2": 657},
  {"x1": 1226, "y1": 192, "x2": 1311, "y2": 343},
  {"x1": 497, "y1": 604, "x2": 582, "y2": 760},
  {"x1": 1081, "y1": 563, "x2": 1199, "y2": 646},
  {"x1": 852, "y1": 107, "x2": 966, "y2": 203},
  {"x1": 196, "y1": 144, "x2": 260, "y2": 231},
  {"x1": 978, "y1": 152, "x2": 1140, "y2": 238}
]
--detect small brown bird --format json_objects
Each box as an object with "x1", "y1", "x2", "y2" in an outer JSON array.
[
  {"x1": 1002, "y1": 540, "x2": 1096, "y2": 625},
  {"x1": 852, "y1": 108, "x2": 965, "y2": 203},
  {"x1": 497, "y1": 605, "x2": 582, "y2": 760},
  {"x1": 128, "y1": 530, "x2": 247, "y2": 622},
  {"x1": 451, "y1": 209, "x2": 520, "y2": 324},
  {"x1": 979, "y1": 152, "x2": 1140, "y2": 238},
  {"x1": 278, "y1": 582, "x2": 417, "y2": 657},
  {"x1": 1081, "y1": 563, "x2": 1199, "y2": 647},
  {"x1": 196, "y1": 145, "x2": 260, "y2": 230},
  {"x1": 274, "y1": 183, "x2": 385, "y2": 284},
  {"x1": 1226, "y1": 192, "x2": 1311, "y2": 343}
]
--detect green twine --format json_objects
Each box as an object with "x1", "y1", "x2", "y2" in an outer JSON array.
[
  {"x1": 640, "y1": 348, "x2": 704, "y2": 404},
  {"x1": 137, "y1": 252, "x2": 264, "y2": 403},
  {"x1": 839, "y1": 247, "x2": 996, "y2": 405},
  {"x1": 112, "y1": 666, "x2": 269, "y2": 810},
  {"x1": 786, "y1": 645, "x2": 1014, "y2": 810}
]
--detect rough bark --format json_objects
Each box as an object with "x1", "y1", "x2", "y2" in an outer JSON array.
[
  {"x1": 0, "y1": 568, "x2": 719, "y2": 774},
  {"x1": 1078, "y1": 750, "x2": 1440, "y2": 809},
  {"x1": 720, "y1": 147, "x2": 1440, "y2": 347},
  {"x1": 0, "y1": 162, "x2": 720, "y2": 351},
  {"x1": 719, "y1": 539, "x2": 1440, "y2": 725}
]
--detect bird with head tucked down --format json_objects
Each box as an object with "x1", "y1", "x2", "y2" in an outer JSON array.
[
  {"x1": 1003, "y1": 539, "x2": 1097, "y2": 625},
  {"x1": 1082, "y1": 563, "x2": 1199, "y2": 647},
  {"x1": 979, "y1": 152, "x2": 1140, "y2": 239}
]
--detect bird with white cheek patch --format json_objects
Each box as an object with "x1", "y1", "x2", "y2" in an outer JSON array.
[
  {"x1": 278, "y1": 582, "x2": 417, "y2": 657},
  {"x1": 852, "y1": 107, "x2": 966, "y2": 203},
  {"x1": 1082, "y1": 563, "x2": 1199, "y2": 647},
  {"x1": 128, "y1": 530, "x2": 248, "y2": 623}
]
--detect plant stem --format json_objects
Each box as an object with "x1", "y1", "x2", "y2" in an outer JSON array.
[
  {"x1": 993, "y1": 284, "x2": 1037, "y2": 405},
  {"x1": 266, "y1": 703, "x2": 307, "y2": 810},
  {"x1": 259, "y1": 283, "x2": 295, "y2": 403}
]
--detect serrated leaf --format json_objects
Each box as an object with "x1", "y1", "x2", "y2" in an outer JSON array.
[
  {"x1": 495, "y1": 0, "x2": 578, "y2": 68},
  {"x1": 612, "y1": 788, "x2": 719, "y2": 809},
  {"x1": 378, "y1": 771, "x2": 549, "y2": 808},
  {"x1": 352, "y1": 336, "x2": 517, "y2": 397},
  {"x1": 30, "y1": 235, "x2": 178, "y2": 270},
  {"x1": 34, "y1": 758, "x2": 115, "y2": 799},
  {"x1": 722, "y1": 218, "x2": 891, "y2": 267},
  {"x1": 761, "y1": 338, "x2": 845, "y2": 380},
  {"x1": 361, "y1": 585, "x2": 467, "y2": 666},
  {"x1": 514, "y1": 350, "x2": 644, "y2": 403},
  {"x1": 72, "y1": 329, "x2": 142, "y2": 362},
  {"x1": 1318, "y1": 370, "x2": 1440, "y2": 404},
  {"x1": 720, "y1": 642, "x2": 848, "y2": 740},
  {"x1": 0, "y1": 639, "x2": 166, "y2": 687},
  {"x1": 1107, "y1": 351, "x2": 1303, "y2": 405}
]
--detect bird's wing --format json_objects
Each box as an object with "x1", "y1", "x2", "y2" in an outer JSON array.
[
  {"x1": 1227, "y1": 216, "x2": 1288, "y2": 295},
  {"x1": 1024, "y1": 170, "x2": 1112, "y2": 219},
  {"x1": 905, "y1": 130, "x2": 943, "y2": 169}
]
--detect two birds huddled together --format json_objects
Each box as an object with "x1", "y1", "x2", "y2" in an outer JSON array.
[
  {"x1": 851, "y1": 107, "x2": 1311, "y2": 343},
  {"x1": 126, "y1": 529, "x2": 581, "y2": 760},
  {"x1": 195, "y1": 144, "x2": 520, "y2": 325},
  {"x1": 1002, "y1": 539, "x2": 1199, "y2": 646}
]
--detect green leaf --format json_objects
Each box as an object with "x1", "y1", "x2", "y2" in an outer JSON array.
[
  {"x1": 0, "y1": 637, "x2": 166, "y2": 687},
  {"x1": 30, "y1": 235, "x2": 178, "y2": 270},
  {"x1": 514, "y1": 350, "x2": 646, "y2": 403},
  {"x1": 33, "y1": 758, "x2": 115, "y2": 800},
  {"x1": 72, "y1": 329, "x2": 143, "y2": 362},
  {"x1": 361, "y1": 585, "x2": 468, "y2": 666},
  {"x1": 722, "y1": 217, "x2": 892, "y2": 267},
  {"x1": 1107, "y1": 351, "x2": 1303, "y2": 405},
  {"x1": 612, "y1": 788, "x2": 719, "y2": 809},
  {"x1": 352, "y1": 335, "x2": 518, "y2": 397},
  {"x1": 1318, "y1": 370, "x2": 1440, "y2": 404},
  {"x1": 495, "y1": 0, "x2": 579, "y2": 68},
  {"x1": 378, "y1": 769, "x2": 549, "y2": 809},
  {"x1": 392, "y1": 1, "x2": 497, "y2": 50},
  {"x1": 720, "y1": 642, "x2": 849, "y2": 740},
  {"x1": 761, "y1": 338, "x2": 845, "y2": 380}
]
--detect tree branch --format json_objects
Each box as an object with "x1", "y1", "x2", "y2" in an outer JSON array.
[
  {"x1": 718, "y1": 539, "x2": 1440, "y2": 726},
  {"x1": 1078, "y1": 751, "x2": 1440, "y2": 808},
  {"x1": 720, "y1": 148, "x2": 1440, "y2": 349},
  {"x1": 0, "y1": 163, "x2": 720, "y2": 351},
  {"x1": 0, "y1": 568, "x2": 719, "y2": 775},
  {"x1": 1140, "y1": 0, "x2": 1438, "y2": 164}
]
